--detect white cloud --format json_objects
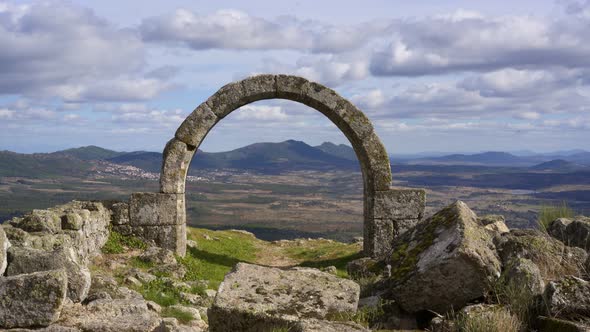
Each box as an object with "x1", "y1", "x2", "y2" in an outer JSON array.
[
  {"x1": 235, "y1": 105, "x2": 288, "y2": 121},
  {"x1": 140, "y1": 9, "x2": 385, "y2": 53}
]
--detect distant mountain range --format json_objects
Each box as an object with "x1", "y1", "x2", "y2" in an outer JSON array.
[{"x1": 0, "y1": 141, "x2": 589, "y2": 178}]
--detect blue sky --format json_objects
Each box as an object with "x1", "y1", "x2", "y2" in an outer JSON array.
[{"x1": 1, "y1": 0, "x2": 589, "y2": 154}]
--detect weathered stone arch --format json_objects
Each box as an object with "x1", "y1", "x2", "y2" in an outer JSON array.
[{"x1": 144, "y1": 74, "x2": 424, "y2": 258}]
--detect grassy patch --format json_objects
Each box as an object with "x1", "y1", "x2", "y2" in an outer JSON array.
[
  {"x1": 161, "y1": 307, "x2": 195, "y2": 324},
  {"x1": 282, "y1": 240, "x2": 362, "y2": 278},
  {"x1": 102, "y1": 228, "x2": 148, "y2": 254},
  {"x1": 537, "y1": 201, "x2": 574, "y2": 232},
  {"x1": 178, "y1": 228, "x2": 259, "y2": 289},
  {"x1": 454, "y1": 306, "x2": 522, "y2": 332},
  {"x1": 326, "y1": 301, "x2": 388, "y2": 327},
  {"x1": 136, "y1": 279, "x2": 187, "y2": 307}
]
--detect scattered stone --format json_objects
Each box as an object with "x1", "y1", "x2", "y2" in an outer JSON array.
[
  {"x1": 126, "y1": 268, "x2": 157, "y2": 284},
  {"x1": 180, "y1": 292, "x2": 204, "y2": 306},
  {"x1": 346, "y1": 257, "x2": 383, "y2": 279},
  {"x1": 146, "y1": 301, "x2": 162, "y2": 314},
  {"x1": 501, "y1": 257, "x2": 545, "y2": 296},
  {"x1": 124, "y1": 276, "x2": 142, "y2": 287},
  {"x1": 479, "y1": 214, "x2": 510, "y2": 234},
  {"x1": 139, "y1": 246, "x2": 177, "y2": 265},
  {"x1": 6, "y1": 246, "x2": 91, "y2": 303},
  {"x1": 168, "y1": 305, "x2": 202, "y2": 322},
  {"x1": 548, "y1": 216, "x2": 590, "y2": 251},
  {"x1": 0, "y1": 225, "x2": 10, "y2": 275},
  {"x1": 186, "y1": 239, "x2": 197, "y2": 248},
  {"x1": 204, "y1": 289, "x2": 217, "y2": 299},
  {"x1": 544, "y1": 276, "x2": 590, "y2": 320},
  {"x1": 208, "y1": 263, "x2": 360, "y2": 332},
  {"x1": 0, "y1": 269, "x2": 68, "y2": 328},
  {"x1": 203, "y1": 234, "x2": 212, "y2": 240},
  {"x1": 495, "y1": 229, "x2": 588, "y2": 282},
  {"x1": 321, "y1": 266, "x2": 338, "y2": 274},
  {"x1": 385, "y1": 201, "x2": 501, "y2": 314},
  {"x1": 352, "y1": 236, "x2": 363, "y2": 244}
]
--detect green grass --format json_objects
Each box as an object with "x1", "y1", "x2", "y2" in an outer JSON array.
[
  {"x1": 326, "y1": 300, "x2": 388, "y2": 327},
  {"x1": 177, "y1": 228, "x2": 259, "y2": 289},
  {"x1": 137, "y1": 279, "x2": 187, "y2": 307},
  {"x1": 453, "y1": 306, "x2": 521, "y2": 332},
  {"x1": 102, "y1": 228, "x2": 148, "y2": 254},
  {"x1": 283, "y1": 240, "x2": 362, "y2": 278},
  {"x1": 537, "y1": 201, "x2": 574, "y2": 232},
  {"x1": 161, "y1": 307, "x2": 195, "y2": 324}
]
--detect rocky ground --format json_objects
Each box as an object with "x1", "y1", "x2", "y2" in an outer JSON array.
[{"x1": 1, "y1": 199, "x2": 590, "y2": 331}]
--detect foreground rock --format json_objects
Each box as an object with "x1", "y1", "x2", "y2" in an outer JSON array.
[
  {"x1": 0, "y1": 225, "x2": 9, "y2": 275},
  {"x1": 208, "y1": 263, "x2": 360, "y2": 332},
  {"x1": 56, "y1": 297, "x2": 163, "y2": 332},
  {"x1": 495, "y1": 229, "x2": 587, "y2": 282},
  {"x1": 0, "y1": 269, "x2": 68, "y2": 328},
  {"x1": 6, "y1": 246, "x2": 91, "y2": 302},
  {"x1": 385, "y1": 201, "x2": 501, "y2": 314},
  {"x1": 544, "y1": 276, "x2": 590, "y2": 320},
  {"x1": 548, "y1": 216, "x2": 590, "y2": 251}
]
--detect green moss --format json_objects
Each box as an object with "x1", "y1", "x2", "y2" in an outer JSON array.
[
  {"x1": 389, "y1": 206, "x2": 455, "y2": 281},
  {"x1": 102, "y1": 228, "x2": 148, "y2": 254}
]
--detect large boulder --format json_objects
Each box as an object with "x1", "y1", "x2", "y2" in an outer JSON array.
[
  {"x1": 6, "y1": 246, "x2": 91, "y2": 302},
  {"x1": 544, "y1": 276, "x2": 590, "y2": 320},
  {"x1": 208, "y1": 263, "x2": 360, "y2": 332},
  {"x1": 384, "y1": 201, "x2": 501, "y2": 314},
  {"x1": 55, "y1": 297, "x2": 162, "y2": 332},
  {"x1": 0, "y1": 225, "x2": 10, "y2": 275},
  {"x1": 0, "y1": 269, "x2": 68, "y2": 328},
  {"x1": 548, "y1": 216, "x2": 590, "y2": 251},
  {"x1": 495, "y1": 229, "x2": 587, "y2": 282}
]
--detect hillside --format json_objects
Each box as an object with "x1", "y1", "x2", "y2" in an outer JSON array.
[{"x1": 530, "y1": 159, "x2": 590, "y2": 172}]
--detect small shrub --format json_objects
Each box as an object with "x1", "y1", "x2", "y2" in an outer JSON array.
[
  {"x1": 161, "y1": 307, "x2": 194, "y2": 324},
  {"x1": 102, "y1": 228, "x2": 147, "y2": 254},
  {"x1": 454, "y1": 307, "x2": 521, "y2": 332},
  {"x1": 537, "y1": 201, "x2": 574, "y2": 232}
]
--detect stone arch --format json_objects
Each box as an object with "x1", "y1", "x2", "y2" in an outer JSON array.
[{"x1": 155, "y1": 75, "x2": 423, "y2": 258}]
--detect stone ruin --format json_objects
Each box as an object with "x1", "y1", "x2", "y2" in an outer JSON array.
[{"x1": 126, "y1": 74, "x2": 426, "y2": 258}]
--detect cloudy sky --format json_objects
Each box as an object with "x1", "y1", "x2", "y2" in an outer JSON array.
[{"x1": 1, "y1": 0, "x2": 589, "y2": 154}]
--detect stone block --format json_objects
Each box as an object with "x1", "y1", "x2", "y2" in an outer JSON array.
[
  {"x1": 160, "y1": 138, "x2": 196, "y2": 194},
  {"x1": 240, "y1": 74, "x2": 277, "y2": 104},
  {"x1": 208, "y1": 263, "x2": 359, "y2": 332},
  {"x1": 6, "y1": 246, "x2": 91, "y2": 303},
  {"x1": 175, "y1": 102, "x2": 219, "y2": 148},
  {"x1": 205, "y1": 80, "x2": 247, "y2": 119},
  {"x1": 0, "y1": 269, "x2": 68, "y2": 328},
  {"x1": 374, "y1": 188, "x2": 426, "y2": 220},
  {"x1": 129, "y1": 193, "x2": 185, "y2": 226}
]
